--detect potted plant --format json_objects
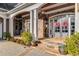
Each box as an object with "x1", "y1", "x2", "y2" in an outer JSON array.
[
  {"x1": 3, "y1": 32, "x2": 11, "y2": 41},
  {"x1": 21, "y1": 32, "x2": 32, "y2": 46}
]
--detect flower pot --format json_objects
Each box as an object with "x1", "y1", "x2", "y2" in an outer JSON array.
[
  {"x1": 35, "y1": 41, "x2": 41, "y2": 44},
  {"x1": 58, "y1": 44, "x2": 66, "y2": 55},
  {"x1": 32, "y1": 43, "x2": 38, "y2": 46},
  {"x1": 32, "y1": 41, "x2": 38, "y2": 46}
]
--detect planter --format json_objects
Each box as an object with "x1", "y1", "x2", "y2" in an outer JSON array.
[
  {"x1": 3, "y1": 32, "x2": 11, "y2": 41},
  {"x1": 31, "y1": 41, "x2": 38, "y2": 46},
  {"x1": 58, "y1": 44, "x2": 66, "y2": 55},
  {"x1": 32, "y1": 43, "x2": 38, "y2": 46},
  {"x1": 35, "y1": 41, "x2": 41, "y2": 44}
]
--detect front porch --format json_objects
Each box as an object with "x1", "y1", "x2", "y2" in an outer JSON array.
[
  {"x1": 1, "y1": 3, "x2": 79, "y2": 56},
  {"x1": 5, "y1": 4, "x2": 76, "y2": 55},
  {"x1": 8, "y1": 3, "x2": 75, "y2": 41}
]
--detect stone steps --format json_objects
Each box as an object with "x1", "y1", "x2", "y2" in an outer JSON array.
[
  {"x1": 41, "y1": 37, "x2": 65, "y2": 56},
  {"x1": 42, "y1": 41, "x2": 60, "y2": 55}
]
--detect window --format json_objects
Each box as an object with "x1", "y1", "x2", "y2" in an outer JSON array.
[
  {"x1": 71, "y1": 22, "x2": 75, "y2": 34},
  {"x1": 71, "y1": 22, "x2": 75, "y2": 25},
  {"x1": 71, "y1": 30, "x2": 74, "y2": 32},
  {"x1": 55, "y1": 27, "x2": 60, "y2": 32},
  {"x1": 65, "y1": 30, "x2": 68, "y2": 32},
  {"x1": 72, "y1": 26, "x2": 75, "y2": 29},
  {"x1": 62, "y1": 26, "x2": 68, "y2": 32}
]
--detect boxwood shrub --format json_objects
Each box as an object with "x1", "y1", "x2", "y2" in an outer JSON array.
[
  {"x1": 21, "y1": 32, "x2": 32, "y2": 46},
  {"x1": 65, "y1": 32, "x2": 79, "y2": 55}
]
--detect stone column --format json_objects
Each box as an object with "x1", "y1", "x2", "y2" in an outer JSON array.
[
  {"x1": 9, "y1": 17, "x2": 14, "y2": 37},
  {"x1": 48, "y1": 18, "x2": 51, "y2": 38},
  {"x1": 75, "y1": 3, "x2": 79, "y2": 33},
  {"x1": 30, "y1": 9, "x2": 38, "y2": 41},
  {"x1": 3, "y1": 18, "x2": 7, "y2": 39},
  {"x1": 30, "y1": 10, "x2": 34, "y2": 34},
  {"x1": 68, "y1": 16, "x2": 71, "y2": 37},
  {"x1": 33, "y1": 9, "x2": 38, "y2": 41},
  {"x1": 3, "y1": 18, "x2": 6, "y2": 33}
]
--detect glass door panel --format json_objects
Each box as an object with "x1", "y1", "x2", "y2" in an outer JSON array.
[{"x1": 61, "y1": 17, "x2": 69, "y2": 37}]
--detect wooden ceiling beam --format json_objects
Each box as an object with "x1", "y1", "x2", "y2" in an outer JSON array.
[
  {"x1": 41, "y1": 3, "x2": 67, "y2": 11},
  {"x1": 22, "y1": 14, "x2": 29, "y2": 18}
]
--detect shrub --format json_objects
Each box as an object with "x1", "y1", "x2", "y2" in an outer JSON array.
[
  {"x1": 21, "y1": 32, "x2": 32, "y2": 46},
  {"x1": 3, "y1": 32, "x2": 11, "y2": 40},
  {"x1": 65, "y1": 32, "x2": 79, "y2": 55}
]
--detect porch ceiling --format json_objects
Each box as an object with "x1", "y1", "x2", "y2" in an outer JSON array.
[{"x1": 13, "y1": 3, "x2": 75, "y2": 19}]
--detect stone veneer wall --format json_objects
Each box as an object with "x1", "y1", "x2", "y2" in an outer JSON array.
[
  {"x1": 38, "y1": 19, "x2": 44, "y2": 39},
  {"x1": 24, "y1": 19, "x2": 44, "y2": 39},
  {"x1": 24, "y1": 19, "x2": 30, "y2": 32}
]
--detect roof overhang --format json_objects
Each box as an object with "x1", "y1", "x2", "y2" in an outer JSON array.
[{"x1": 7, "y1": 3, "x2": 35, "y2": 15}]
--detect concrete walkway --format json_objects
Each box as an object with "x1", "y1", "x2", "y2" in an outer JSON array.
[
  {"x1": 0, "y1": 40, "x2": 31, "y2": 56},
  {"x1": 24, "y1": 47, "x2": 54, "y2": 56},
  {"x1": 23, "y1": 43, "x2": 55, "y2": 56},
  {"x1": 0, "y1": 40, "x2": 55, "y2": 56}
]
